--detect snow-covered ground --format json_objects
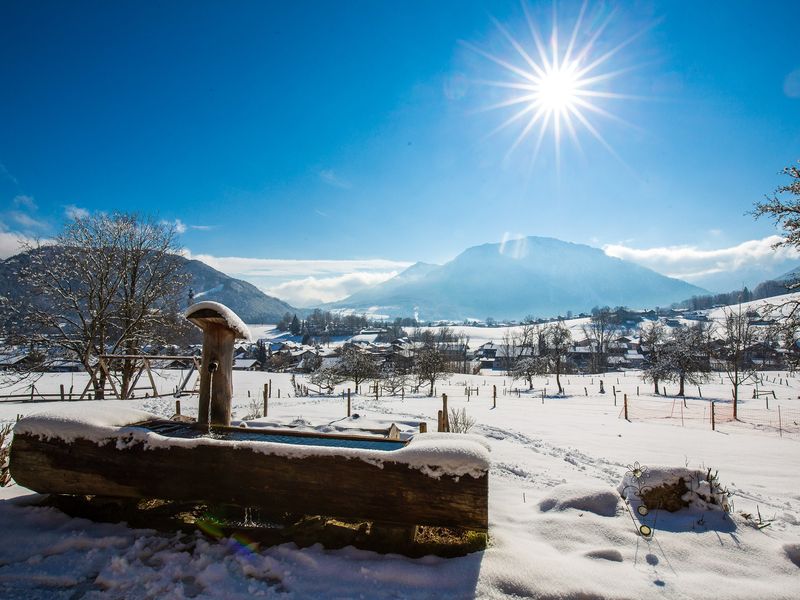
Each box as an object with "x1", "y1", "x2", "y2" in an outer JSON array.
[{"x1": 1, "y1": 370, "x2": 798, "y2": 599}]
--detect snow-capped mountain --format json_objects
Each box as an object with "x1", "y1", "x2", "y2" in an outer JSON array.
[{"x1": 326, "y1": 236, "x2": 708, "y2": 320}]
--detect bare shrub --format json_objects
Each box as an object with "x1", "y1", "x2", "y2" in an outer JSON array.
[
  {"x1": 242, "y1": 397, "x2": 262, "y2": 421},
  {"x1": 448, "y1": 407, "x2": 476, "y2": 434}
]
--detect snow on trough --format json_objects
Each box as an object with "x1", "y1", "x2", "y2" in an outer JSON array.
[{"x1": 13, "y1": 406, "x2": 490, "y2": 480}]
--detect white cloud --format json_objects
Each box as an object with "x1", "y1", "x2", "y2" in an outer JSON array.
[
  {"x1": 265, "y1": 271, "x2": 401, "y2": 307},
  {"x1": 9, "y1": 211, "x2": 47, "y2": 230},
  {"x1": 603, "y1": 235, "x2": 800, "y2": 281},
  {"x1": 64, "y1": 205, "x2": 89, "y2": 220},
  {"x1": 12, "y1": 195, "x2": 36, "y2": 210},
  {"x1": 319, "y1": 169, "x2": 352, "y2": 190},
  {"x1": 163, "y1": 219, "x2": 213, "y2": 234},
  {"x1": 0, "y1": 161, "x2": 18, "y2": 186},
  {"x1": 785, "y1": 68, "x2": 800, "y2": 98},
  {"x1": 184, "y1": 251, "x2": 412, "y2": 306},
  {"x1": 186, "y1": 253, "x2": 411, "y2": 279},
  {"x1": 0, "y1": 230, "x2": 37, "y2": 259}
]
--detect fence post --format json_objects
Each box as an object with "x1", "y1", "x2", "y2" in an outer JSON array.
[
  {"x1": 766, "y1": 394, "x2": 769, "y2": 410},
  {"x1": 60, "y1": 384, "x2": 65, "y2": 402},
  {"x1": 263, "y1": 383, "x2": 269, "y2": 416},
  {"x1": 697, "y1": 386, "x2": 702, "y2": 398},
  {"x1": 711, "y1": 401, "x2": 715, "y2": 431},
  {"x1": 624, "y1": 393, "x2": 629, "y2": 421},
  {"x1": 419, "y1": 422, "x2": 427, "y2": 433},
  {"x1": 437, "y1": 409, "x2": 444, "y2": 432},
  {"x1": 442, "y1": 394, "x2": 449, "y2": 432},
  {"x1": 541, "y1": 390, "x2": 545, "y2": 404},
  {"x1": 493, "y1": 384, "x2": 497, "y2": 409},
  {"x1": 175, "y1": 399, "x2": 181, "y2": 416},
  {"x1": 347, "y1": 388, "x2": 351, "y2": 417},
  {"x1": 614, "y1": 390, "x2": 617, "y2": 406}
]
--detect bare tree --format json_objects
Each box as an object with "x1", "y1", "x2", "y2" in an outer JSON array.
[
  {"x1": 381, "y1": 368, "x2": 409, "y2": 396},
  {"x1": 309, "y1": 366, "x2": 345, "y2": 395},
  {"x1": 544, "y1": 320, "x2": 572, "y2": 394},
  {"x1": 512, "y1": 357, "x2": 543, "y2": 389},
  {"x1": 500, "y1": 330, "x2": 519, "y2": 376},
  {"x1": 582, "y1": 307, "x2": 619, "y2": 373},
  {"x1": 753, "y1": 161, "x2": 800, "y2": 248},
  {"x1": 715, "y1": 304, "x2": 759, "y2": 419},
  {"x1": 337, "y1": 346, "x2": 379, "y2": 392},
  {"x1": 414, "y1": 345, "x2": 450, "y2": 396},
  {"x1": 641, "y1": 321, "x2": 668, "y2": 395},
  {"x1": 3, "y1": 212, "x2": 188, "y2": 398},
  {"x1": 752, "y1": 160, "x2": 800, "y2": 363},
  {"x1": 661, "y1": 324, "x2": 713, "y2": 397},
  {"x1": 455, "y1": 331, "x2": 471, "y2": 374}
]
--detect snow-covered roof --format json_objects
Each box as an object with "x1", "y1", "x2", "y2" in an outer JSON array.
[
  {"x1": 0, "y1": 353, "x2": 27, "y2": 366},
  {"x1": 233, "y1": 359, "x2": 260, "y2": 369}
]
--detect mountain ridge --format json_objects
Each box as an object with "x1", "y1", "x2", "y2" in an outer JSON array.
[
  {"x1": 325, "y1": 236, "x2": 708, "y2": 320},
  {"x1": 0, "y1": 249, "x2": 302, "y2": 324}
]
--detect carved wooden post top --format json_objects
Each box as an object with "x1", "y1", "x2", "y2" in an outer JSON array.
[{"x1": 185, "y1": 301, "x2": 251, "y2": 340}]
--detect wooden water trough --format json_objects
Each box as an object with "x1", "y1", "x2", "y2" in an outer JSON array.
[
  {"x1": 10, "y1": 413, "x2": 489, "y2": 531},
  {"x1": 9, "y1": 301, "x2": 489, "y2": 533}
]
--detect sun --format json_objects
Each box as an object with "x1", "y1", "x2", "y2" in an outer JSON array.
[
  {"x1": 467, "y1": 2, "x2": 643, "y2": 165},
  {"x1": 536, "y1": 63, "x2": 580, "y2": 112}
]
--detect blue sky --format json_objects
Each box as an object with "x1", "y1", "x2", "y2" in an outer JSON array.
[{"x1": 1, "y1": 1, "x2": 799, "y2": 306}]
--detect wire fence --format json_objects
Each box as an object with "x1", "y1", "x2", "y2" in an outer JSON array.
[{"x1": 620, "y1": 395, "x2": 800, "y2": 438}]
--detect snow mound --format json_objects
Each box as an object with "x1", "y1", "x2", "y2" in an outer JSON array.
[
  {"x1": 185, "y1": 301, "x2": 251, "y2": 340},
  {"x1": 538, "y1": 483, "x2": 620, "y2": 517},
  {"x1": 618, "y1": 466, "x2": 731, "y2": 513},
  {"x1": 584, "y1": 548, "x2": 623, "y2": 562}
]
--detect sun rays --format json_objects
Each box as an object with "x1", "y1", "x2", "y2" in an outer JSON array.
[{"x1": 467, "y1": 2, "x2": 645, "y2": 167}]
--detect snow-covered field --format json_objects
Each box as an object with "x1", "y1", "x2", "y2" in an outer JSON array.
[{"x1": 1, "y1": 369, "x2": 799, "y2": 599}]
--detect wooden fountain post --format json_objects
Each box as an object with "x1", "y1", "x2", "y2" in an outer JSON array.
[{"x1": 186, "y1": 302, "x2": 249, "y2": 427}]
